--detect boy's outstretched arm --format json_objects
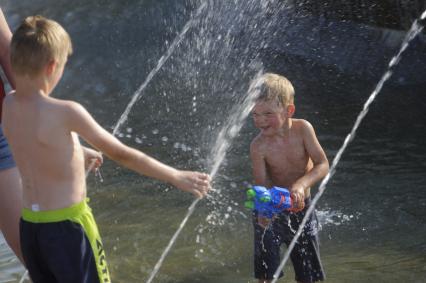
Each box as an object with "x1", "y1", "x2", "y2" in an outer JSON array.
[
  {"x1": 291, "y1": 121, "x2": 329, "y2": 204},
  {"x1": 66, "y1": 101, "x2": 210, "y2": 198}
]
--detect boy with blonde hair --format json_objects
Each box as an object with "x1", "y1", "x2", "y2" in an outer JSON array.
[
  {"x1": 250, "y1": 73, "x2": 329, "y2": 283},
  {"x1": 3, "y1": 15, "x2": 210, "y2": 283}
]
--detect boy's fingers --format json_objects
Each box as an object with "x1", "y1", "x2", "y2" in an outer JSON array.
[
  {"x1": 191, "y1": 181, "x2": 204, "y2": 199},
  {"x1": 194, "y1": 189, "x2": 203, "y2": 199},
  {"x1": 197, "y1": 183, "x2": 209, "y2": 197}
]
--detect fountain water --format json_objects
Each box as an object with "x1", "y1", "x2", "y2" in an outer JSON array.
[
  {"x1": 146, "y1": 69, "x2": 264, "y2": 283},
  {"x1": 271, "y1": 10, "x2": 426, "y2": 283},
  {"x1": 10, "y1": 1, "x2": 425, "y2": 282},
  {"x1": 112, "y1": 2, "x2": 207, "y2": 137}
]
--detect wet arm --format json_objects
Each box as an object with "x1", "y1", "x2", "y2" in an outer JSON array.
[
  {"x1": 67, "y1": 102, "x2": 181, "y2": 183},
  {"x1": 292, "y1": 121, "x2": 329, "y2": 192},
  {"x1": 66, "y1": 102, "x2": 209, "y2": 197},
  {"x1": 0, "y1": 9, "x2": 15, "y2": 88},
  {"x1": 250, "y1": 140, "x2": 271, "y2": 187}
]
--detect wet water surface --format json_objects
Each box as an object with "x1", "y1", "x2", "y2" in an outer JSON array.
[{"x1": 1, "y1": 1, "x2": 425, "y2": 282}]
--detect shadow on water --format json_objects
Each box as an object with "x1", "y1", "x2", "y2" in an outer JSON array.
[{"x1": 1, "y1": 1, "x2": 426, "y2": 282}]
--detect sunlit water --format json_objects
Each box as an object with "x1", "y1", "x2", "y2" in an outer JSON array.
[{"x1": 1, "y1": 1, "x2": 426, "y2": 282}]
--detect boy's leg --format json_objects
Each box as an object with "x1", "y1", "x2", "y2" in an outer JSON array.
[
  {"x1": 253, "y1": 212, "x2": 283, "y2": 281},
  {"x1": 79, "y1": 205, "x2": 110, "y2": 282},
  {"x1": 20, "y1": 219, "x2": 57, "y2": 283},
  {"x1": 0, "y1": 126, "x2": 23, "y2": 263},
  {"x1": 286, "y1": 201, "x2": 325, "y2": 283},
  {"x1": 39, "y1": 220, "x2": 101, "y2": 283},
  {"x1": 289, "y1": 232, "x2": 324, "y2": 283},
  {"x1": 0, "y1": 167, "x2": 23, "y2": 263}
]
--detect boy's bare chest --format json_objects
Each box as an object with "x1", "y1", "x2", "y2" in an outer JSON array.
[{"x1": 262, "y1": 136, "x2": 308, "y2": 173}]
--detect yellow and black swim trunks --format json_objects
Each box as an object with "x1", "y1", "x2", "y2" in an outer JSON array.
[{"x1": 20, "y1": 199, "x2": 111, "y2": 283}]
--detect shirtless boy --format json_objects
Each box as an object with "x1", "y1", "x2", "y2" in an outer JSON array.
[
  {"x1": 3, "y1": 15, "x2": 210, "y2": 283},
  {"x1": 250, "y1": 73, "x2": 329, "y2": 283}
]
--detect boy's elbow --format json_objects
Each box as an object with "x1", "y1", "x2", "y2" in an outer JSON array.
[
  {"x1": 111, "y1": 147, "x2": 132, "y2": 165},
  {"x1": 322, "y1": 160, "x2": 330, "y2": 177}
]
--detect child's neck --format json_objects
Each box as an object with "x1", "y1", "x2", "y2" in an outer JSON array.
[
  {"x1": 15, "y1": 75, "x2": 53, "y2": 97},
  {"x1": 278, "y1": 118, "x2": 292, "y2": 136},
  {"x1": 263, "y1": 118, "x2": 292, "y2": 139}
]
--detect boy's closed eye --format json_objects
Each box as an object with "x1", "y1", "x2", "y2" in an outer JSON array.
[{"x1": 252, "y1": 111, "x2": 278, "y2": 118}]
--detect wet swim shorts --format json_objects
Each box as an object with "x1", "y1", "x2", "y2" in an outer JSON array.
[
  {"x1": 20, "y1": 199, "x2": 111, "y2": 283},
  {"x1": 253, "y1": 197, "x2": 325, "y2": 282},
  {"x1": 0, "y1": 126, "x2": 16, "y2": 171}
]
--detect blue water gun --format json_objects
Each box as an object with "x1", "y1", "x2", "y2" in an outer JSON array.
[{"x1": 245, "y1": 185, "x2": 299, "y2": 218}]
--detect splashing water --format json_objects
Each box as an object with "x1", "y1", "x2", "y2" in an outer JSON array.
[
  {"x1": 145, "y1": 70, "x2": 264, "y2": 283},
  {"x1": 271, "y1": 12, "x2": 426, "y2": 283},
  {"x1": 112, "y1": 1, "x2": 207, "y2": 136}
]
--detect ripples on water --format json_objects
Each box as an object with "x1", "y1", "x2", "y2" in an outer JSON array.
[{"x1": 1, "y1": 0, "x2": 426, "y2": 282}]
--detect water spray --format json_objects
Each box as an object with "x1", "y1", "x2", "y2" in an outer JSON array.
[{"x1": 271, "y1": 10, "x2": 426, "y2": 283}]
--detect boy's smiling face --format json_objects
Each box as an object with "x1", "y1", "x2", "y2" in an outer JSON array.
[{"x1": 252, "y1": 100, "x2": 288, "y2": 136}]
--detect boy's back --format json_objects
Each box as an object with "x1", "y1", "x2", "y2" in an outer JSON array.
[{"x1": 3, "y1": 93, "x2": 86, "y2": 210}]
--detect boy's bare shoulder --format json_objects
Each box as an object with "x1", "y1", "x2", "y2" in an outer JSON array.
[
  {"x1": 47, "y1": 96, "x2": 79, "y2": 108},
  {"x1": 292, "y1": 118, "x2": 312, "y2": 127},
  {"x1": 292, "y1": 118, "x2": 315, "y2": 133},
  {"x1": 46, "y1": 98, "x2": 86, "y2": 118}
]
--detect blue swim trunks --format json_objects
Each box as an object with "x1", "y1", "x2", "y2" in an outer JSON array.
[
  {"x1": 0, "y1": 125, "x2": 16, "y2": 170},
  {"x1": 253, "y1": 197, "x2": 325, "y2": 282},
  {"x1": 20, "y1": 199, "x2": 111, "y2": 283}
]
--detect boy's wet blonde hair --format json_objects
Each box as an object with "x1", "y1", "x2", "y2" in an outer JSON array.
[
  {"x1": 11, "y1": 15, "x2": 73, "y2": 78},
  {"x1": 257, "y1": 73, "x2": 294, "y2": 107}
]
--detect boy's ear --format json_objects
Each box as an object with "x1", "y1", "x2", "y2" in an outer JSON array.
[
  {"x1": 286, "y1": 104, "x2": 295, "y2": 117},
  {"x1": 45, "y1": 60, "x2": 56, "y2": 76}
]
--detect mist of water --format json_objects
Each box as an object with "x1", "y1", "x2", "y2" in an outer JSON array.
[
  {"x1": 112, "y1": 2, "x2": 207, "y2": 136},
  {"x1": 146, "y1": 70, "x2": 264, "y2": 283}
]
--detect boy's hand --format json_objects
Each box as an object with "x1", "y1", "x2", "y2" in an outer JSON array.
[
  {"x1": 173, "y1": 171, "x2": 211, "y2": 198},
  {"x1": 290, "y1": 184, "x2": 305, "y2": 211},
  {"x1": 83, "y1": 147, "x2": 103, "y2": 171}
]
